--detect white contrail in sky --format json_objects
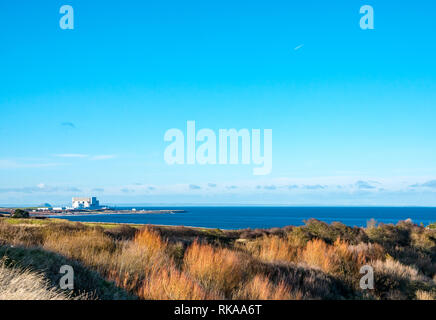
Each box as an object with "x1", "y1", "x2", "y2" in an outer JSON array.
[{"x1": 294, "y1": 44, "x2": 304, "y2": 51}]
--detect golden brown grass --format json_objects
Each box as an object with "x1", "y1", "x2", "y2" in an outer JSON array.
[
  {"x1": 134, "y1": 227, "x2": 167, "y2": 252},
  {"x1": 139, "y1": 265, "x2": 221, "y2": 300},
  {"x1": 348, "y1": 242, "x2": 385, "y2": 263},
  {"x1": 300, "y1": 239, "x2": 364, "y2": 272},
  {"x1": 298, "y1": 238, "x2": 367, "y2": 288},
  {"x1": 233, "y1": 275, "x2": 301, "y2": 300},
  {"x1": 245, "y1": 235, "x2": 298, "y2": 264},
  {"x1": 300, "y1": 238, "x2": 335, "y2": 273},
  {"x1": 1, "y1": 217, "x2": 436, "y2": 300},
  {"x1": 184, "y1": 241, "x2": 250, "y2": 297},
  {"x1": 415, "y1": 290, "x2": 435, "y2": 300},
  {"x1": 103, "y1": 229, "x2": 220, "y2": 299},
  {"x1": 43, "y1": 228, "x2": 115, "y2": 272}
]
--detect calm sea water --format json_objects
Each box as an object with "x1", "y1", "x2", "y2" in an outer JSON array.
[{"x1": 52, "y1": 206, "x2": 436, "y2": 230}]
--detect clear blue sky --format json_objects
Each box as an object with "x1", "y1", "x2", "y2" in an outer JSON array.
[{"x1": 1, "y1": 0, "x2": 436, "y2": 206}]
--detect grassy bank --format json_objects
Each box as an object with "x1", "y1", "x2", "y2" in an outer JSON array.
[{"x1": 0, "y1": 217, "x2": 435, "y2": 300}]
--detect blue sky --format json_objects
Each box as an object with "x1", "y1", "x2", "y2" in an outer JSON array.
[{"x1": 1, "y1": 0, "x2": 436, "y2": 206}]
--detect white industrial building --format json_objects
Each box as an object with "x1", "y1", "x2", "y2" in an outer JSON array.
[{"x1": 72, "y1": 197, "x2": 100, "y2": 209}]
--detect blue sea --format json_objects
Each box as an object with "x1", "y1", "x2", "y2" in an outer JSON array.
[{"x1": 52, "y1": 206, "x2": 436, "y2": 230}]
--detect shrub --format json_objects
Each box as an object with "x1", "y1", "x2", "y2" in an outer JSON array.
[
  {"x1": 300, "y1": 238, "x2": 335, "y2": 273},
  {"x1": 138, "y1": 265, "x2": 220, "y2": 300},
  {"x1": 410, "y1": 228, "x2": 436, "y2": 252},
  {"x1": 332, "y1": 239, "x2": 365, "y2": 282},
  {"x1": 258, "y1": 261, "x2": 354, "y2": 299},
  {"x1": 390, "y1": 246, "x2": 436, "y2": 277},
  {"x1": 366, "y1": 223, "x2": 410, "y2": 247},
  {"x1": 103, "y1": 228, "x2": 176, "y2": 296},
  {"x1": 184, "y1": 241, "x2": 249, "y2": 297},
  {"x1": 294, "y1": 219, "x2": 368, "y2": 245},
  {"x1": 134, "y1": 227, "x2": 168, "y2": 254},
  {"x1": 348, "y1": 242, "x2": 385, "y2": 263},
  {"x1": 245, "y1": 235, "x2": 298, "y2": 264},
  {"x1": 105, "y1": 225, "x2": 137, "y2": 240},
  {"x1": 11, "y1": 209, "x2": 29, "y2": 219},
  {"x1": 300, "y1": 238, "x2": 365, "y2": 287},
  {"x1": 371, "y1": 258, "x2": 435, "y2": 299},
  {"x1": 239, "y1": 228, "x2": 269, "y2": 240},
  {"x1": 372, "y1": 258, "x2": 429, "y2": 283}
]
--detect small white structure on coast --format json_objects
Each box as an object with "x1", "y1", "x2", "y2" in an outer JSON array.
[
  {"x1": 72, "y1": 197, "x2": 100, "y2": 210},
  {"x1": 37, "y1": 207, "x2": 52, "y2": 212}
]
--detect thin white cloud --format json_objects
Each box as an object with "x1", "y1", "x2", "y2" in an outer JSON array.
[
  {"x1": 0, "y1": 160, "x2": 63, "y2": 169},
  {"x1": 294, "y1": 44, "x2": 304, "y2": 51},
  {"x1": 91, "y1": 155, "x2": 116, "y2": 160},
  {"x1": 0, "y1": 184, "x2": 82, "y2": 194},
  {"x1": 410, "y1": 180, "x2": 436, "y2": 188},
  {"x1": 53, "y1": 154, "x2": 116, "y2": 160},
  {"x1": 55, "y1": 154, "x2": 88, "y2": 158}
]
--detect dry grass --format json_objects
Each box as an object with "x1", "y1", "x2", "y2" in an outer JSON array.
[
  {"x1": 184, "y1": 241, "x2": 250, "y2": 297},
  {"x1": 1, "y1": 217, "x2": 436, "y2": 300},
  {"x1": 300, "y1": 239, "x2": 336, "y2": 273},
  {"x1": 134, "y1": 227, "x2": 167, "y2": 252},
  {"x1": 42, "y1": 226, "x2": 173, "y2": 297},
  {"x1": 298, "y1": 238, "x2": 367, "y2": 288},
  {"x1": 105, "y1": 229, "x2": 219, "y2": 299},
  {"x1": 0, "y1": 258, "x2": 77, "y2": 300},
  {"x1": 106, "y1": 245, "x2": 170, "y2": 292},
  {"x1": 107, "y1": 263, "x2": 218, "y2": 300},
  {"x1": 139, "y1": 266, "x2": 221, "y2": 300},
  {"x1": 370, "y1": 257, "x2": 435, "y2": 299},
  {"x1": 348, "y1": 242, "x2": 385, "y2": 263},
  {"x1": 233, "y1": 275, "x2": 301, "y2": 300},
  {"x1": 301, "y1": 239, "x2": 364, "y2": 272},
  {"x1": 0, "y1": 221, "x2": 43, "y2": 246},
  {"x1": 43, "y1": 228, "x2": 115, "y2": 272},
  {"x1": 372, "y1": 258, "x2": 430, "y2": 283},
  {"x1": 415, "y1": 290, "x2": 435, "y2": 300},
  {"x1": 245, "y1": 235, "x2": 298, "y2": 264}
]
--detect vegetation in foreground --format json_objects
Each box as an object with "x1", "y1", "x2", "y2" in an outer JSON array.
[{"x1": 0, "y1": 216, "x2": 435, "y2": 300}]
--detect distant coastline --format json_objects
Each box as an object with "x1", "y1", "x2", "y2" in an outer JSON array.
[
  {"x1": 41, "y1": 206, "x2": 436, "y2": 229},
  {"x1": 2, "y1": 206, "x2": 436, "y2": 230},
  {"x1": 46, "y1": 208, "x2": 187, "y2": 217},
  {"x1": 0, "y1": 207, "x2": 186, "y2": 218}
]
